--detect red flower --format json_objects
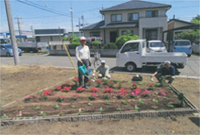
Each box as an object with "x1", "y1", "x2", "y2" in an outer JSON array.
[
  {"x1": 25, "y1": 94, "x2": 34, "y2": 100},
  {"x1": 43, "y1": 90, "x2": 52, "y2": 96},
  {"x1": 149, "y1": 84, "x2": 154, "y2": 87},
  {"x1": 57, "y1": 95, "x2": 66, "y2": 99},
  {"x1": 97, "y1": 80, "x2": 101, "y2": 84},
  {"x1": 104, "y1": 87, "x2": 114, "y2": 93},
  {"x1": 77, "y1": 87, "x2": 85, "y2": 92},
  {"x1": 109, "y1": 81, "x2": 114, "y2": 85},
  {"x1": 116, "y1": 88, "x2": 128, "y2": 98},
  {"x1": 63, "y1": 86, "x2": 72, "y2": 92},
  {"x1": 56, "y1": 86, "x2": 61, "y2": 90},
  {"x1": 132, "y1": 82, "x2": 137, "y2": 86},
  {"x1": 73, "y1": 78, "x2": 79, "y2": 82},
  {"x1": 91, "y1": 92, "x2": 98, "y2": 98},
  {"x1": 91, "y1": 87, "x2": 98, "y2": 92},
  {"x1": 134, "y1": 88, "x2": 141, "y2": 93}
]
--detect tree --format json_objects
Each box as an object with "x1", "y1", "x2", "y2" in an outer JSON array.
[
  {"x1": 191, "y1": 15, "x2": 200, "y2": 24},
  {"x1": 175, "y1": 15, "x2": 200, "y2": 43},
  {"x1": 115, "y1": 35, "x2": 139, "y2": 49}
]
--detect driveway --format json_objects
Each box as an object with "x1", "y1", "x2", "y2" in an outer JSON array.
[{"x1": 0, "y1": 53, "x2": 199, "y2": 77}]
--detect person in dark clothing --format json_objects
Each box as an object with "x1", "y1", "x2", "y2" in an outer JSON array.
[{"x1": 152, "y1": 61, "x2": 175, "y2": 85}]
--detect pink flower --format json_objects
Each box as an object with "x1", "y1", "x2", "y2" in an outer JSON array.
[
  {"x1": 72, "y1": 94, "x2": 79, "y2": 98},
  {"x1": 159, "y1": 90, "x2": 167, "y2": 96}
]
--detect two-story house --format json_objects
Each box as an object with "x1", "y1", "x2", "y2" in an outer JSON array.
[{"x1": 81, "y1": 0, "x2": 171, "y2": 44}]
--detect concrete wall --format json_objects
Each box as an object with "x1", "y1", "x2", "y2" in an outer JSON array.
[{"x1": 50, "y1": 49, "x2": 119, "y2": 57}]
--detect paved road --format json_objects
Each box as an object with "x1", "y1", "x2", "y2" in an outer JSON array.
[{"x1": 0, "y1": 53, "x2": 199, "y2": 77}]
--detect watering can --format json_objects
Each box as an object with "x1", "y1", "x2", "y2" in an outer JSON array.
[{"x1": 78, "y1": 65, "x2": 95, "y2": 82}]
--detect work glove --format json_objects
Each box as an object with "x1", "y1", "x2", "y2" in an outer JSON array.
[{"x1": 150, "y1": 75, "x2": 154, "y2": 82}]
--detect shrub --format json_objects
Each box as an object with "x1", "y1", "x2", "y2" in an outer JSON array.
[
  {"x1": 103, "y1": 43, "x2": 118, "y2": 49},
  {"x1": 115, "y1": 35, "x2": 139, "y2": 49},
  {"x1": 68, "y1": 42, "x2": 80, "y2": 49},
  {"x1": 91, "y1": 40, "x2": 101, "y2": 45}
]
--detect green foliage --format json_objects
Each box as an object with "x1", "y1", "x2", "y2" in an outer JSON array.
[
  {"x1": 91, "y1": 40, "x2": 101, "y2": 45},
  {"x1": 122, "y1": 100, "x2": 128, "y2": 105},
  {"x1": 99, "y1": 107, "x2": 103, "y2": 113},
  {"x1": 167, "y1": 104, "x2": 174, "y2": 108},
  {"x1": 68, "y1": 42, "x2": 80, "y2": 49},
  {"x1": 34, "y1": 106, "x2": 40, "y2": 110},
  {"x1": 1, "y1": 115, "x2": 8, "y2": 119},
  {"x1": 163, "y1": 97, "x2": 169, "y2": 100},
  {"x1": 87, "y1": 103, "x2": 92, "y2": 106},
  {"x1": 134, "y1": 105, "x2": 140, "y2": 111},
  {"x1": 123, "y1": 30, "x2": 133, "y2": 36},
  {"x1": 116, "y1": 108, "x2": 122, "y2": 111},
  {"x1": 191, "y1": 14, "x2": 200, "y2": 24},
  {"x1": 103, "y1": 43, "x2": 118, "y2": 49},
  {"x1": 176, "y1": 15, "x2": 200, "y2": 43},
  {"x1": 152, "y1": 99, "x2": 158, "y2": 103},
  {"x1": 115, "y1": 35, "x2": 139, "y2": 49},
  {"x1": 40, "y1": 112, "x2": 46, "y2": 116},
  {"x1": 71, "y1": 105, "x2": 76, "y2": 108},
  {"x1": 138, "y1": 99, "x2": 144, "y2": 104},
  {"x1": 62, "y1": 37, "x2": 68, "y2": 41},
  {"x1": 54, "y1": 104, "x2": 60, "y2": 109},
  {"x1": 104, "y1": 102, "x2": 111, "y2": 105}
]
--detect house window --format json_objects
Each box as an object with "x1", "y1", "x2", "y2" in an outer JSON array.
[
  {"x1": 146, "y1": 10, "x2": 158, "y2": 18},
  {"x1": 121, "y1": 30, "x2": 134, "y2": 36},
  {"x1": 111, "y1": 14, "x2": 122, "y2": 22},
  {"x1": 90, "y1": 32, "x2": 100, "y2": 37},
  {"x1": 128, "y1": 13, "x2": 139, "y2": 21}
]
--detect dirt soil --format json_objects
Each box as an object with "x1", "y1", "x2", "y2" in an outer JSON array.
[{"x1": 0, "y1": 65, "x2": 199, "y2": 134}]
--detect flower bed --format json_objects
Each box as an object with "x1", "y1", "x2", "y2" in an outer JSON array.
[{"x1": 1, "y1": 78, "x2": 189, "y2": 118}]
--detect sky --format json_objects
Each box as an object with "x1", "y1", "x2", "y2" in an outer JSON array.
[{"x1": 0, "y1": 0, "x2": 200, "y2": 33}]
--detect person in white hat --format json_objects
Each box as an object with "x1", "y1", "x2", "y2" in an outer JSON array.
[
  {"x1": 76, "y1": 36, "x2": 91, "y2": 88},
  {"x1": 151, "y1": 61, "x2": 175, "y2": 85},
  {"x1": 92, "y1": 60, "x2": 111, "y2": 79}
]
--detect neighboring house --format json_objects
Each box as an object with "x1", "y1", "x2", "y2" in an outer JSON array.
[
  {"x1": 81, "y1": 0, "x2": 171, "y2": 44},
  {"x1": 167, "y1": 18, "x2": 195, "y2": 40},
  {"x1": 34, "y1": 29, "x2": 66, "y2": 42},
  {"x1": 68, "y1": 32, "x2": 84, "y2": 37}
]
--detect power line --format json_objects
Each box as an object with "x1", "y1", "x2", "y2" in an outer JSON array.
[
  {"x1": 16, "y1": 0, "x2": 78, "y2": 18},
  {"x1": 24, "y1": 0, "x2": 70, "y2": 16}
]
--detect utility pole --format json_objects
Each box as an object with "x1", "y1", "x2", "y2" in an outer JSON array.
[
  {"x1": 102, "y1": 5, "x2": 104, "y2": 20},
  {"x1": 4, "y1": 0, "x2": 20, "y2": 65},
  {"x1": 16, "y1": 17, "x2": 23, "y2": 42},
  {"x1": 78, "y1": 18, "x2": 81, "y2": 36},
  {"x1": 81, "y1": 15, "x2": 84, "y2": 28},
  {"x1": 70, "y1": 7, "x2": 74, "y2": 36}
]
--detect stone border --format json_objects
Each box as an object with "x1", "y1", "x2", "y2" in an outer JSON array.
[{"x1": 1, "y1": 84, "x2": 198, "y2": 126}]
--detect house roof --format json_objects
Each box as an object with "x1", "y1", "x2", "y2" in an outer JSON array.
[
  {"x1": 100, "y1": 0, "x2": 171, "y2": 13},
  {"x1": 168, "y1": 18, "x2": 194, "y2": 25},
  {"x1": 80, "y1": 21, "x2": 105, "y2": 30}
]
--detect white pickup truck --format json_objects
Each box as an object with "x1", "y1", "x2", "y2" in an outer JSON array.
[{"x1": 116, "y1": 39, "x2": 187, "y2": 72}]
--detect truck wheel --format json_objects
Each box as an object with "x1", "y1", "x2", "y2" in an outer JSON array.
[
  {"x1": 126, "y1": 63, "x2": 136, "y2": 72},
  {"x1": 188, "y1": 54, "x2": 191, "y2": 57}
]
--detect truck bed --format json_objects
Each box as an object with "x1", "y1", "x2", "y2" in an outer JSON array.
[{"x1": 142, "y1": 52, "x2": 187, "y2": 63}]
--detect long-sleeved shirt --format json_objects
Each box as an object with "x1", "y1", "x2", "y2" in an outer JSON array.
[
  {"x1": 94, "y1": 65, "x2": 110, "y2": 76},
  {"x1": 156, "y1": 66, "x2": 175, "y2": 76},
  {"x1": 75, "y1": 45, "x2": 91, "y2": 62}
]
